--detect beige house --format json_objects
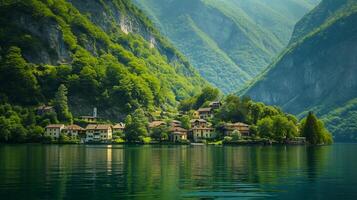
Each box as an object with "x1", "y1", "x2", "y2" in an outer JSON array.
[
  {"x1": 190, "y1": 119, "x2": 208, "y2": 128},
  {"x1": 190, "y1": 119, "x2": 216, "y2": 142},
  {"x1": 85, "y1": 124, "x2": 112, "y2": 142},
  {"x1": 169, "y1": 127, "x2": 188, "y2": 142},
  {"x1": 197, "y1": 107, "x2": 213, "y2": 119},
  {"x1": 45, "y1": 124, "x2": 65, "y2": 139},
  {"x1": 80, "y1": 116, "x2": 97, "y2": 123},
  {"x1": 224, "y1": 123, "x2": 250, "y2": 136},
  {"x1": 63, "y1": 124, "x2": 85, "y2": 138},
  {"x1": 149, "y1": 121, "x2": 167, "y2": 129},
  {"x1": 191, "y1": 127, "x2": 216, "y2": 142},
  {"x1": 113, "y1": 123, "x2": 125, "y2": 133}
]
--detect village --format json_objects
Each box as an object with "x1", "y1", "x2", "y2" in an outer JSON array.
[{"x1": 42, "y1": 101, "x2": 251, "y2": 144}]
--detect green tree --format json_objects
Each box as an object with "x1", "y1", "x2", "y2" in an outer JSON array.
[
  {"x1": 124, "y1": 108, "x2": 149, "y2": 142},
  {"x1": 215, "y1": 95, "x2": 249, "y2": 123},
  {"x1": 231, "y1": 130, "x2": 242, "y2": 141},
  {"x1": 176, "y1": 115, "x2": 191, "y2": 129},
  {"x1": 54, "y1": 84, "x2": 73, "y2": 123},
  {"x1": 150, "y1": 125, "x2": 169, "y2": 141},
  {"x1": 0, "y1": 47, "x2": 39, "y2": 105},
  {"x1": 272, "y1": 115, "x2": 298, "y2": 142},
  {"x1": 195, "y1": 87, "x2": 220, "y2": 109},
  {"x1": 301, "y1": 112, "x2": 333, "y2": 145},
  {"x1": 257, "y1": 117, "x2": 274, "y2": 138}
]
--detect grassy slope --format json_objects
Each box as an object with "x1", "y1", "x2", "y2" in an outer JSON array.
[{"x1": 133, "y1": 0, "x2": 318, "y2": 93}]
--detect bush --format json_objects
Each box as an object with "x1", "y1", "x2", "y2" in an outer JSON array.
[{"x1": 139, "y1": 136, "x2": 152, "y2": 144}]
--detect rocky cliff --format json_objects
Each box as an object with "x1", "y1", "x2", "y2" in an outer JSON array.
[{"x1": 243, "y1": 0, "x2": 357, "y2": 141}]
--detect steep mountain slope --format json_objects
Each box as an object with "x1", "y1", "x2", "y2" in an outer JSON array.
[
  {"x1": 243, "y1": 0, "x2": 357, "y2": 141},
  {"x1": 133, "y1": 0, "x2": 319, "y2": 93},
  {"x1": 0, "y1": 0, "x2": 206, "y2": 120}
]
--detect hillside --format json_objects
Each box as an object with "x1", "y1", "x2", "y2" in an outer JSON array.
[
  {"x1": 243, "y1": 0, "x2": 357, "y2": 141},
  {"x1": 0, "y1": 0, "x2": 206, "y2": 121},
  {"x1": 133, "y1": 0, "x2": 319, "y2": 93}
]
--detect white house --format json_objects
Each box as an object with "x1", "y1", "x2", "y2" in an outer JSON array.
[{"x1": 45, "y1": 124, "x2": 65, "y2": 139}]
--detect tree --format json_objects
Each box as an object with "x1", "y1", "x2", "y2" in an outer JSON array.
[
  {"x1": 0, "y1": 47, "x2": 39, "y2": 105},
  {"x1": 257, "y1": 117, "x2": 274, "y2": 138},
  {"x1": 54, "y1": 84, "x2": 73, "y2": 123},
  {"x1": 195, "y1": 87, "x2": 220, "y2": 109},
  {"x1": 150, "y1": 126, "x2": 169, "y2": 141},
  {"x1": 301, "y1": 112, "x2": 333, "y2": 145},
  {"x1": 272, "y1": 115, "x2": 298, "y2": 142},
  {"x1": 231, "y1": 130, "x2": 242, "y2": 141},
  {"x1": 178, "y1": 86, "x2": 220, "y2": 111},
  {"x1": 176, "y1": 115, "x2": 190, "y2": 129},
  {"x1": 124, "y1": 108, "x2": 149, "y2": 142},
  {"x1": 215, "y1": 95, "x2": 249, "y2": 123}
]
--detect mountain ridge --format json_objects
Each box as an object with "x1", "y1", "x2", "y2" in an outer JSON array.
[
  {"x1": 242, "y1": 0, "x2": 357, "y2": 141},
  {"x1": 133, "y1": 0, "x2": 319, "y2": 93}
]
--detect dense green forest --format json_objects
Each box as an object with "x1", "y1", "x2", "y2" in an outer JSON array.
[
  {"x1": 0, "y1": 0, "x2": 209, "y2": 142},
  {"x1": 242, "y1": 0, "x2": 357, "y2": 141},
  {"x1": 133, "y1": 0, "x2": 319, "y2": 93},
  {"x1": 0, "y1": 0, "x2": 206, "y2": 117}
]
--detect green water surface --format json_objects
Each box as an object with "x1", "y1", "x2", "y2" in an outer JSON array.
[{"x1": 0, "y1": 144, "x2": 356, "y2": 199}]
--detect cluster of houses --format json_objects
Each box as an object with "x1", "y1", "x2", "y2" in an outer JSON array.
[
  {"x1": 43, "y1": 101, "x2": 251, "y2": 143},
  {"x1": 148, "y1": 101, "x2": 250, "y2": 143},
  {"x1": 44, "y1": 123, "x2": 125, "y2": 143}
]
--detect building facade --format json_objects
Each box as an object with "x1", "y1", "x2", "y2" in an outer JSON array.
[
  {"x1": 63, "y1": 124, "x2": 85, "y2": 138},
  {"x1": 169, "y1": 127, "x2": 188, "y2": 142},
  {"x1": 45, "y1": 124, "x2": 65, "y2": 139},
  {"x1": 113, "y1": 123, "x2": 125, "y2": 133},
  {"x1": 197, "y1": 108, "x2": 213, "y2": 119},
  {"x1": 85, "y1": 124, "x2": 113, "y2": 142},
  {"x1": 224, "y1": 123, "x2": 250, "y2": 136}
]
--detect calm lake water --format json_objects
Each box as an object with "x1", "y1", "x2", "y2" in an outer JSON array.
[{"x1": 0, "y1": 144, "x2": 356, "y2": 200}]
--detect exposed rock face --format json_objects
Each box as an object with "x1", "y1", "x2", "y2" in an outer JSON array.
[
  {"x1": 243, "y1": 0, "x2": 357, "y2": 140},
  {"x1": 5, "y1": 11, "x2": 71, "y2": 65}
]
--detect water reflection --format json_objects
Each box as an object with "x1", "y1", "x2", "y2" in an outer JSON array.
[{"x1": 0, "y1": 144, "x2": 355, "y2": 200}]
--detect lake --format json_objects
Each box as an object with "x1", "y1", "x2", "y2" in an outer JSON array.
[{"x1": 0, "y1": 144, "x2": 356, "y2": 200}]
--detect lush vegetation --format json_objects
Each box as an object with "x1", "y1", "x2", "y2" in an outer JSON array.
[
  {"x1": 0, "y1": 102, "x2": 55, "y2": 143},
  {"x1": 177, "y1": 87, "x2": 332, "y2": 144},
  {"x1": 212, "y1": 95, "x2": 301, "y2": 143},
  {"x1": 0, "y1": 0, "x2": 206, "y2": 121},
  {"x1": 301, "y1": 112, "x2": 333, "y2": 145},
  {"x1": 133, "y1": 0, "x2": 318, "y2": 93},
  {"x1": 322, "y1": 99, "x2": 357, "y2": 142},
  {"x1": 124, "y1": 108, "x2": 149, "y2": 142},
  {"x1": 178, "y1": 86, "x2": 220, "y2": 111}
]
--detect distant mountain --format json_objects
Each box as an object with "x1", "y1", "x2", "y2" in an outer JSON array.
[
  {"x1": 133, "y1": 0, "x2": 319, "y2": 93},
  {"x1": 0, "y1": 0, "x2": 206, "y2": 120},
  {"x1": 242, "y1": 0, "x2": 357, "y2": 141}
]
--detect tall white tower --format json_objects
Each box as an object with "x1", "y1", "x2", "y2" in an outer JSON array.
[{"x1": 93, "y1": 107, "x2": 97, "y2": 118}]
